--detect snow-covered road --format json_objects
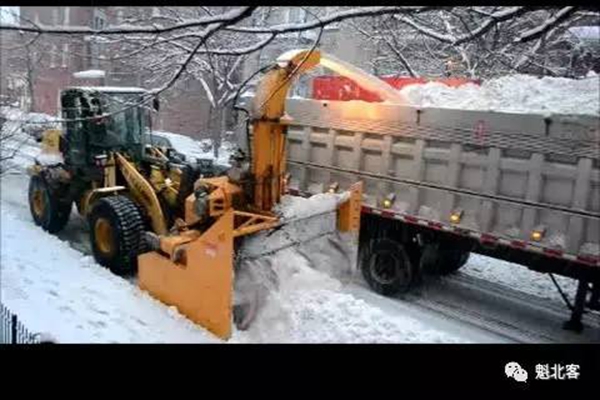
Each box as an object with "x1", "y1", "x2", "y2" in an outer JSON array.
[
  {"x1": 1, "y1": 171, "x2": 478, "y2": 343},
  {"x1": 3, "y1": 170, "x2": 598, "y2": 343}
]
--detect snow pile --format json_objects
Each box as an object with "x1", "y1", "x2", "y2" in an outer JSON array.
[
  {"x1": 275, "y1": 191, "x2": 348, "y2": 220},
  {"x1": 150, "y1": 130, "x2": 233, "y2": 166},
  {"x1": 0, "y1": 207, "x2": 218, "y2": 343},
  {"x1": 233, "y1": 191, "x2": 464, "y2": 343},
  {"x1": 232, "y1": 247, "x2": 465, "y2": 343},
  {"x1": 239, "y1": 193, "x2": 349, "y2": 261},
  {"x1": 73, "y1": 69, "x2": 106, "y2": 79},
  {"x1": 460, "y1": 254, "x2": 578, "y2": 305},
  {"x1": 400, "y1": 74, "x2": 600, "y2": 116}
]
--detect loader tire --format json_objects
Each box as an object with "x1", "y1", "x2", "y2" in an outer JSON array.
[
  {"x1": 360, "y1": 238, "x2": 414, "y2": 296},
  {"x1": 28, "y1": 175, "x2": 71, "y2": 234},
  {"x1": 88, "y1": 195, "x2": 144, "y2": 276}
]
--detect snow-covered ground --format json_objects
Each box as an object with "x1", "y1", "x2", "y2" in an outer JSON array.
[
  {"x1": 460, "y1": 254, "x2": 577, "y2": 305},
  {"x1": 0, "y1": 206, "x2": 219, "y2": 343},
  {"x1": 400, "y1": 73, "x2": 600, "y2": 116}
]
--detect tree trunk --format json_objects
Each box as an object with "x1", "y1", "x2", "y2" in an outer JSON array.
[{"x1": 26, "y1": 46, "x2": 35, "y2": 112}]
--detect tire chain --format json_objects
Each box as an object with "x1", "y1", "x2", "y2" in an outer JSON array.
[{"x1": 102, "y1": 196, "x2": 145, "y2": 267}]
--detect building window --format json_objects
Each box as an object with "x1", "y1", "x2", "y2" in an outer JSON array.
[
  {"x1": 64, "y1": 7, "x2": 70, "y2": 25},
  {"x1": 50, "y1": 44, "x2": 57, "y2": 68},
  {"x1": 52, "y1": 8, "x2": 58, "y2": 26},
  {"x1": 285, "y1": 7, "x2": 307, "y2": 24},
  {"x1": 93, "y1": 9, "x2": 107, "y2": 30},
  {"x1": 324, "y1": 7, "x2": 340, "y2": 30},
  {"x1": 90, "y1": 42, "x2": 99, "y2": 69}
]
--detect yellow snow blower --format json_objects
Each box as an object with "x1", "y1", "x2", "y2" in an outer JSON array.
[{"x1": 137, "y1": 49, "x2": 364, "y2": 340}]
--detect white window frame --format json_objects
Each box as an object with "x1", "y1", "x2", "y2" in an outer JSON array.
[
  {"x1": 61, "y1": 43, "x2": 69, "y2": 68},
  {"x1": 64, "y1": 7, "x2": 70, "y2": 25}
]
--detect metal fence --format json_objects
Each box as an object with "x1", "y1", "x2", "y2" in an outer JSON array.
[{"x1": 1, "y1": 302, "x2": 41, "y2": 344}]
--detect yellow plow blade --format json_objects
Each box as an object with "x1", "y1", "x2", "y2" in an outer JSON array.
[{"x1": 138, "y1": 209, "x2": 235, "y2": 340}]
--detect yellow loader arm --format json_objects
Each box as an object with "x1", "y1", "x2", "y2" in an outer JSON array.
[{"x1": 115, "y1": 152, "x2": 168, "y2": 235}]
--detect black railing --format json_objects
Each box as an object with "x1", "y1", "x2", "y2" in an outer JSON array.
[{"x1": 1, "y1": 302, "x2": 41, "y2": 344}]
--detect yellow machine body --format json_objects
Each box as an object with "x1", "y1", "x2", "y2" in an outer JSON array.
[{"x1": 137, "y1": 49, "x2": 366, "y2": 340}]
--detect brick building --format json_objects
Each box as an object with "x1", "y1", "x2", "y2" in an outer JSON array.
[
  {"x1": 2, "y1": 7, "x2": 376, "y2": 139},
  {"x1": 1, "y1": 6, "x2": 217, "y2": 140}
]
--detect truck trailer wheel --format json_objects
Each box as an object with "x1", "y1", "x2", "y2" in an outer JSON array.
[
  {"x1": 88, "y1": 195, "x2": 145, "y2": 276},
  {"x1": 28, "y1": 175, "x2": 71, "y2": 233},
  {"x1": 421, "y1": 241, "x2": 470, "y2": 276},
  {"x1": 439, "y1": 248, "x2": 470, "y2": 275},
  {"x1": 360, "y1": 238, "x2": 414, "y2": 296}
]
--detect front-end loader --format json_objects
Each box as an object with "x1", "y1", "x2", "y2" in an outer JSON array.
[
  {"x1": 28, "y1": 49, "x2": 372, "y2": 340},
  {"x1": 28, "y1": 86, "x2": 222, "y2": 276}
]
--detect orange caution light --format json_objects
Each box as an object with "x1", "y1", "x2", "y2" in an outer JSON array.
[
  {"x1": 382, "y1": 193, "x2": 396, "y2": 209},
  {"x1": 328, "y1": 182, "x2": 339, "y2": 194},
  {"x1": 450, "y1": 209, "x2": 463, "y2": 224},
  {"x1": 530, "y1": 226, "x2": 546, "y2": 242}
]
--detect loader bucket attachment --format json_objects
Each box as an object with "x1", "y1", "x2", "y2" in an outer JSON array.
[
  {"x1": 337, "y1": 181, "x2": 363, "y2": 233},
  {"x1": 138, "y1": 209, "x2": 235, "y2": 340}
]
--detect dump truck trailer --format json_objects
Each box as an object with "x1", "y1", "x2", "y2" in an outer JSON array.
[{"x1": 260, "y1": 96, "x2": 600, "y2": 332}]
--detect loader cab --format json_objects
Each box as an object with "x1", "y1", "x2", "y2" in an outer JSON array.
[{"x1": 60, "y1": 87, "x2": 156, "y2": 166}]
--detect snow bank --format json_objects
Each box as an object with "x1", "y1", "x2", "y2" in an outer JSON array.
[
  {"x1": 233, "y1": 191, "x2": 465, "y2": 343},
  {"x1": 0, "y1": 206, "x2": 218, "y2": 343},
  {"x1": 400, "y1": 74, "x2": 600, "y2": 116},
  {"x1": 232, "y1": 247, "x2": 465, "y2": 343},
  {"x1": 460, "y1": 254, "x2": 578, "y2": 305}
]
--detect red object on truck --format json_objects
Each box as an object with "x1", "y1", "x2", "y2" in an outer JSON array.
[{"x1": 312, "y1": 75, "x2": 481, "y2": 102}]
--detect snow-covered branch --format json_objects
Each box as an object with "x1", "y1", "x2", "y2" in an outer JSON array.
[
  {"x1": 0, "y1": 7, "x2": 257, "y2": 36},
  {"x1": 514, "y1": 7, "x2": 577, "y2": 43}
]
